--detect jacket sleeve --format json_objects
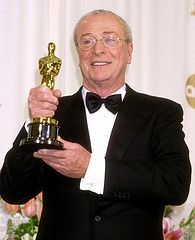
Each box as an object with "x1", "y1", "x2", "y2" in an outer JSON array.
[{"x1": 0, "y1": 125, "x2": 43, "y2": 204}]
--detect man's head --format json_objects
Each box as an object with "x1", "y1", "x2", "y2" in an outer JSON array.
[
  {"x1": 74, "y1": 10, "x2": 133, "y2": 95},
  {"x1": 74, "y1": 10, "x2": 133, "y2": 46}
]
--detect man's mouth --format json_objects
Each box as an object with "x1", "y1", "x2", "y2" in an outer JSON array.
[{"x1": 91, "y1": 61, "x2": 111, "y2": 66}]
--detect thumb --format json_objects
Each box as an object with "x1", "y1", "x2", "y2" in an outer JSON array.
[
  {"x1": 57, "y1": 137, "x2": 76, "y2": 150},
  {"x1": 53, "y1": 89, "x2": 62, "y2": 98}
]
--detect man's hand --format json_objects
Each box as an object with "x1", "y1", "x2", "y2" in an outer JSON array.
[
  {"x1": 33, "y1": 137, "x2": 91, "y2": 178},
  {"x1": 28, "y1": 85, "x2": 61, "y2": 119}
]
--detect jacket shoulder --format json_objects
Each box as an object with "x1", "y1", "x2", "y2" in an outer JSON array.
[{"x1": 127, "y1": 86, "x2": 183, "y2": 115}]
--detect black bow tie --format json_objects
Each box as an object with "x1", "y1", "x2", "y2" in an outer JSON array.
[{"x1": 86, "y1": 92, "x2": 122, "y2": 114}]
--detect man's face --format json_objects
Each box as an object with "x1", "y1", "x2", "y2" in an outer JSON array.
[{"x1": 76, "y1": 14, "x2": 133, "y2": 90}]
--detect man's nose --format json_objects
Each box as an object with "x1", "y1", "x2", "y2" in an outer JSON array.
[{"x1": 92, "y1": 39, "x2": 105, "y2": 55}]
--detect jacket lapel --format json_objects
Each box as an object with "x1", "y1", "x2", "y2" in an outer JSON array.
[
  {"x1": 105, "y1": 86, "x2": 153, "y2": 159},
  {"x1": 57, "y1": 87, "x2": 91, "y2": 152},
  {"x1": 58, "y1": 85, "x2": 153, "y2": 159}
]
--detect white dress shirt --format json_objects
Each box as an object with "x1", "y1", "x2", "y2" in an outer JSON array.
[{"x1": 80, "y1": 85, "x2": 126, "y2": 194}]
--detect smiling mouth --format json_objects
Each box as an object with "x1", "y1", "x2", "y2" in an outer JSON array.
[{"x1": 91, "y1": 61, "x2": 111, "y2": 66}]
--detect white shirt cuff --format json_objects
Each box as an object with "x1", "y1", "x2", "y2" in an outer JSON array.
[
  {"x1": 24, "y1": 118, "x2": 31, "y2": 132},
  {"x1": 80, "y1": 153, "x2": 105, "y2": 194}
]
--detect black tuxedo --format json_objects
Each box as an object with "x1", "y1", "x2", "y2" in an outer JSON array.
[{"x1": 0, "y1": 85, "x2": 191, "y2": 240}]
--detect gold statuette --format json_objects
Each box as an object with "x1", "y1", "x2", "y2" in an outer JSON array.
[{"x1": 20, "y1": 43, "x2": 63, "y2": 151}]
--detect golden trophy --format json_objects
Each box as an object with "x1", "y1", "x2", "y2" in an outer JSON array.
[{"x1": 20, "y1": 42, "x2": 64, "y2": 151}]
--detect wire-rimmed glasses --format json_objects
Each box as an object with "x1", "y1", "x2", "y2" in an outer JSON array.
[{"x1": 76, "y1": 33, "x2": 128, "y2": 51}]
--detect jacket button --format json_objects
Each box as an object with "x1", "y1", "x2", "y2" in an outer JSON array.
[{"x1": 95, "y1": 215, "x2": 102, "y2": 222}]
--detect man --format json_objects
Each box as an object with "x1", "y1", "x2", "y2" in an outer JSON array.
[{"x1": 0, "y1": 9, "x2": 191, "y2": 240}]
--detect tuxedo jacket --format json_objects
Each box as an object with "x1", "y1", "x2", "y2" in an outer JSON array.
[{"x1": 0, "y1": 85, "x2": 191, "y2": 240}]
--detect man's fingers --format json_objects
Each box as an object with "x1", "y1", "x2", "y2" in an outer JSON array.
[
  {"x1": 29, "y1": 86, "x2": 60, "y2": 105},
  {"x1": 28, "y1": 86, "x2": 61, "y2": 118},
  {"x1": 33, "y1": 149, "x2": 63, "y2": 161}
]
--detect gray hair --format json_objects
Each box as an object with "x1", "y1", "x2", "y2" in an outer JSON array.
[{"x1": 73, "y1": 9, "x2": 133, "y2": 46}]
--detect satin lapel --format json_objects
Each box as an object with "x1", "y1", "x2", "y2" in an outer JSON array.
[
  {"x1": 58, "y1": 88, "x2": 91, "y2": 152},
  {"x1": 105, "y1": 86, "x2": 153, "y2": 159}
]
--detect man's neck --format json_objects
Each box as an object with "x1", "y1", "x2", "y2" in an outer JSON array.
[{"x1": 83, "y1": 81, "x2": 125, "y2": 97}]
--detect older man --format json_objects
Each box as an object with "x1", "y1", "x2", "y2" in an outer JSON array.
[{"x1": 0, "y1": 9, "x2": 191, "y2": 240}]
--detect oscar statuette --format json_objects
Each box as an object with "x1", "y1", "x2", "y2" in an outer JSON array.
[{"x1": 20, "y1": 42, "x2": 64, "y2": 151}]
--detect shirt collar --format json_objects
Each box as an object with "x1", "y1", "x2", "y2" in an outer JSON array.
[{"x1": 82, "y1": 84, "x2": 126, "y2": 102}]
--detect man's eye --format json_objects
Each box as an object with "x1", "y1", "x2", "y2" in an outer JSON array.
[
  {"x1": 105, "y1": 36, "x2": 116, "y2": 44},
  {"x1": 82, "y1": 38, "x2": 93, "y2": 45}
]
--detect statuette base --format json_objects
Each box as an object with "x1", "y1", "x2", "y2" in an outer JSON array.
[
  {"x1": 20, "y1": 117, "x2": 63, "y2": 152},
  {"x1": 20, "y1": 137, "x2": 63, "y2": 152}
]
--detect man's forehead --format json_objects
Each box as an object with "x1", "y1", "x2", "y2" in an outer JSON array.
[
  {"x1": 81, "y1": 14, "x2": 120, "y2": 25},
  {"x1": 77, "y1": 14, "x2": 124, "y2": 36}
]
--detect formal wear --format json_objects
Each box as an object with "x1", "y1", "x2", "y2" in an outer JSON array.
[
  {"x1": 0, "y1": 84, "x2": 191, "y2": 240},
  {"x1": 80, "y1": 85, "x2": 126, "y2": 194}
]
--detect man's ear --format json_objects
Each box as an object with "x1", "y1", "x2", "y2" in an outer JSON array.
[{"x1": 127, "y1": 42, "x2": 133, "y2": 64}]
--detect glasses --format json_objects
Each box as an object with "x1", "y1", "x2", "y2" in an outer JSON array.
[{"x1": 76, "y1": 34, "x2": 128, "y2": 51}]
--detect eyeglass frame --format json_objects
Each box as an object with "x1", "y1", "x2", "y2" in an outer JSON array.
[{"x1": 76, "y1": 33, "x2": 129, "y2": 51}]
